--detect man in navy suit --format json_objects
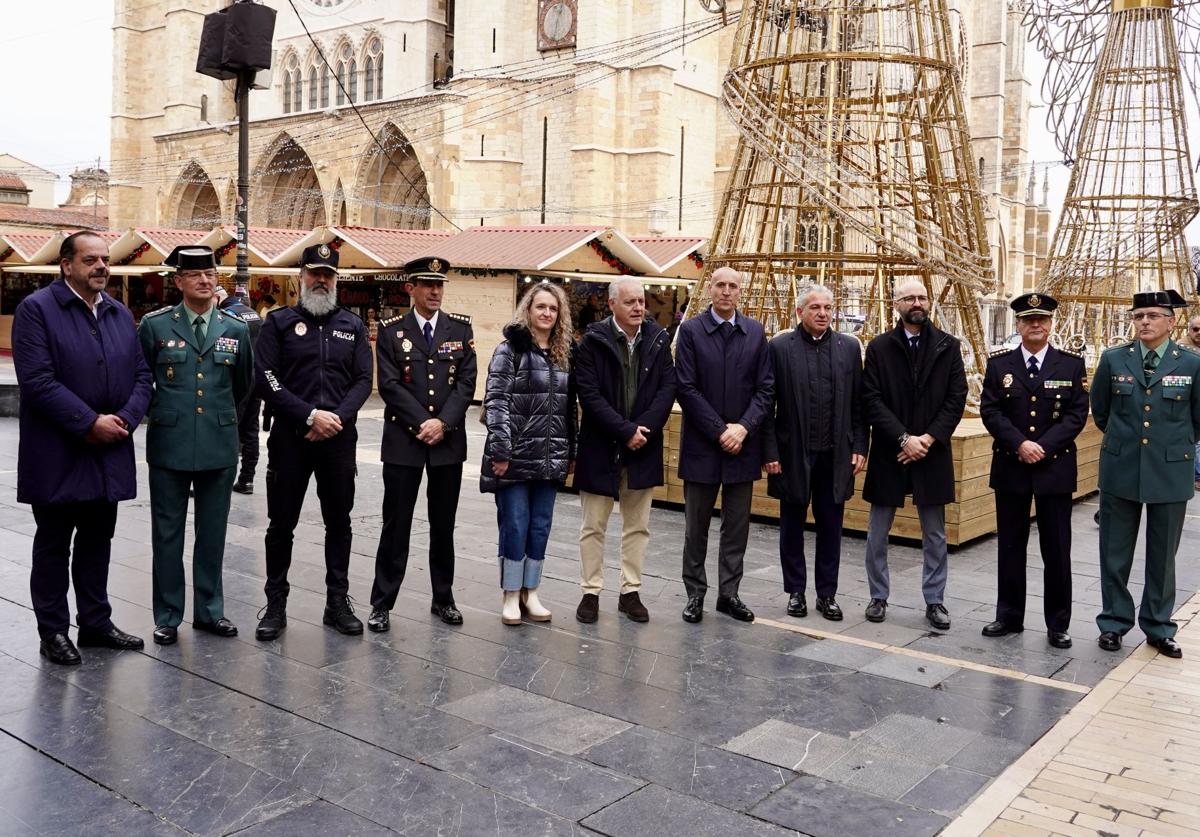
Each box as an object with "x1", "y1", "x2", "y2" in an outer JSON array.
[{"x1": 979, "y1": 293, "x2": 1088, "y2": 649}]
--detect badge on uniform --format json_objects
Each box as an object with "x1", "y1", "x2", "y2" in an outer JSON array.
[
  {"x1": 403, "y1": 365, "x2": 413, "y2": 384},
  {"x1": 215, "y1": 336, "x2": 239, "y2": 354},
  {"x1": 1002, "y1": 373, "x2": 1013, "y2": 388},
  {"x1": 1043, "y1": 380, "x2": 1070, "y2": 389},
  {"x1": 295, "y1": 323, "x2": 308, "y2": 337},
  {"x1": 166, "y1": 366, "x2": 175, "y2": 381},
  {"x1": 439, "y1": 341, "x2": 462, "y2": 354},
  {"x1": 401, "y1": 339, "x2": 413, "y2": 352},
  {"x1": 1163, "y1": 375, "x2": 1193, "y2": 387}
]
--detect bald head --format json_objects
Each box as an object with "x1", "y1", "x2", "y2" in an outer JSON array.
[
  {"x1": 709, "y1": 267, "x2": 743, "y2": 319},
  {"x1": 893, "y1": 280, "x2": 930, "y2": 329}
]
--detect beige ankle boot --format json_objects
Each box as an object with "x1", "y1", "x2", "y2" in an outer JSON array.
[
  {"x1": 501, "y1": 590, "x2": 522, "y2": 625},
  {"x1": 520, "y1": 588, "x2": 552, "y2": 622}
]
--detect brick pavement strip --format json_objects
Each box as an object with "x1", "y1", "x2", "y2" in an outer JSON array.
[{"x1": 946, "y1": 591, "x2": 1200, "y2": 836}]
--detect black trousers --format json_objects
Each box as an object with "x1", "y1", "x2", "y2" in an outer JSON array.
[
  {"x1": 371, "y1": 461, "x2": 462, "y2": 609},
  {"x1": 779, "y1": 450, "x2": 844, "y2": 598},
  {"x1": 681, "y1": 480, "x2": 752, "y2": 599},
  {"x1": 994, "y1": 490, "x2": 1073, "y2": 633},
  {"x1": 236, "y1": 395, "x2": 262, "y2": 483},
  {"x1": 30, "y1": 500, "x2": 117, "y2": 637},
  {"x1": 264, "y1": 426, "x2": 357, "y2": 600}
]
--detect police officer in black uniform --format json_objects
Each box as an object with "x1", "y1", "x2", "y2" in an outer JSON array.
[
  {"x1": 220, "y1": 285, "x2": 263, "y2": 494},
  {"x1": 979, "y1": 292, "x2": 1089, "y2": 649},
  {"x1": 368, "y1": 256, "x2": 477, "y2": 631},
  {"x1": 253, "y1": 244, "x2": 373, "y2": 640}
]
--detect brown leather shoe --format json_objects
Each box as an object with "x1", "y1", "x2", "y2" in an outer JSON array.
[
  {"x1": 576, "y1": 594, "x2": 599, "y2": 624},
  {"x1": 618, "y1": 592, "x2": 649, "y2": 622}
]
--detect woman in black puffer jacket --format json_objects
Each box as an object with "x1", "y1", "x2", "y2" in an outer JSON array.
[{"x1": 482, "y1": 282, "x2": 575, "y2": 625}]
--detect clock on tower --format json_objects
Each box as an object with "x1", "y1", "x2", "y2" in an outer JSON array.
[{"x1": 537, "y1": 0, "x2": 577, "y2": 52}]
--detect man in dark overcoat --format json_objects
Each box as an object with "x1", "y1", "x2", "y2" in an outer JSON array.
[
  {"x1": 1092, "y1": 289, "x2": 1200, "y2": 658},
  {"x1": 676, "y1": 267, "x2": 774, "y2": 623},
  {"x1": 573, "y1": 278, "x2": 677, "y2": 624},
  {"x1": 861, "y1": 280, "x2": 967, "y2": 629},
  {"x1": 220, "y1": 285, "x2": 263, "y2": 495},
  {"x1": 763, "y1": 284, "x2": 868, "y2": 621},
  {"x1": 369, "y1": 257, "x2": 477, "y2": 630},
  {"x1": 13, "y1": 231, "x2": 153, "y2": 664},
  {"x1": 979, "y1": 293, "x2": 1088, "y2": 649}
]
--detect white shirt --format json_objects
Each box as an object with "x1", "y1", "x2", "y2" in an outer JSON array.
[
  {"x1": 1020, "y1": 344, "x2": 1049, "y2": 370},
  {"x1": 412, "y1": 309, "x2": 440, "y2": 338},
  {"x1": 66, "y1": 281, "x2": 101, "y2": 319}
]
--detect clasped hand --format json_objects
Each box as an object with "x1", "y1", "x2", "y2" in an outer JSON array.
[
  {"x1": 897, "y1": 433, "x2": 933, "y2": 464},
  {"x1": 304, "y1": 410, "x2": 342, "y2": 441}
]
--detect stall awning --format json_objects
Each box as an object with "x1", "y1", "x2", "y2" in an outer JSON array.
[{"x1": 535, "y1": 270, "x2": 696, "y2": 287}]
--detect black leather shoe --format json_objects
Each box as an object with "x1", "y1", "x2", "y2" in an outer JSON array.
[
  {"x1": 618, "y1": 592, "x2": 649, "y2": 622},
  {"x1": 1148, "y1": 636, "x2": 1183, "y2": 659},
  {"x1": 431, "y1": 601, "x2": 463, "y2": 625},
  {"x1": 193, "y1": 618, "x2": 238, "y2": 637},
  {"x1": 982, "y1": 620, "x2": 1024, "y2": 638},
  {"x1": 1048, "y1": 631, "x2": 1073, "y2": 649},
  {"x1": 787, "y1": 593, "x2": 807, "y2": 618},
  {"x1": 367, "y1": 607, "x2": 390, "y2": 633},
  {"x1": 77, "y1": 624, "x2": 144, "y2": 650},
  {"x1": 815, "y1": 596, "x2": 843, "y2": 621},
  {"x1": 926, "y1": 603, "x2": 951, "y2": 631},
  {"x1": 231, "y1": 480, "x2": 254, "y2": 495},
  {"x1": 256, "y1": 596, "x2": 287, "y2": 641},
  {"x1": 716, "y1": 595, "x2": 754, "y2": 622},
  {"x1": 39, "y1": 633, "x2": 81, "y2": 665},
  {"x1": 324, "y1": 595, "x2": 364, "y2": 635},
  {"x1": 153, "y1": 625, "x2": 178, "y2": 646},
  {"x1": 682, "y1": 596, "x2": 704, "y2": 623},
  {"x1": 1098, "y1": 631, "x2": 1122, "y2": 652},
  {"x1": 576, "y1": 594, "x2": 599, "y2": 624},
  {"x1": 865, "y1": 599, "x2": 887, "y2": 623}
]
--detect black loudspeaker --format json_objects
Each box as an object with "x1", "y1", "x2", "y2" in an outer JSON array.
[
  {"x1": 196, "y1": 10, "x2": 235, "y2": 80},
  {"x1": 195, "y1": 2, "x2": 277, "y2": 80}
]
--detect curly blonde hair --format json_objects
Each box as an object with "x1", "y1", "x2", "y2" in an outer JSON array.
[{"x1": 513, "y1": 281, "x2": 573, "y2": 369}]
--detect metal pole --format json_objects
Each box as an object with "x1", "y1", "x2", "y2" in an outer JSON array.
[
  {"x1": 540, "y1": 116, "x2": 548, "y2": 224},
  {"x1": 236, "y1": 70, "x2": 251, "y2": 286}
]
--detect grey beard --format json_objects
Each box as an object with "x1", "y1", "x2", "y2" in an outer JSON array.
[
  {"x1": 300, "y1": 283, "x2": 338, "y2": 317},
  {"x1": 902, "y1": 309, "x2": 927, "y2": 326}
]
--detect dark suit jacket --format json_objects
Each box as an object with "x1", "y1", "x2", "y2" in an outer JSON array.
[
  {"x1": 13, "y1": 279, "x2": 152, "y2": 504},
  {"x1": 862, "y1": 321, "x2": 966, "y2": 507},
  {"x1": 674, "y1": 307, "x2": 774, "y2": 484},
  {"x1": 762, "y1": 327, "x2": 868, "y2": 505},
  {"x1": 1092, "y1": 340, "x2": 1200, "y2": 504},
  {"x1": 377, "y1": 309, "x2": 477, "y2": 467},
  {"x1": 980, "y1": 345, "x2": 1088, "y2": 495}
]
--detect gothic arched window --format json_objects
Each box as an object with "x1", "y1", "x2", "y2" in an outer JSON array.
[{"x1": 364, "y1": 37, "x2": 383, "y2": 101}]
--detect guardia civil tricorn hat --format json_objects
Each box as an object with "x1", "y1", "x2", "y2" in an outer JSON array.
[
  {"x1": 1130, "y1": 289, "x2": 1188, "y2": 311},
  {"x1": 163, "y1": 246, "x2": 217, "y2": 271}
]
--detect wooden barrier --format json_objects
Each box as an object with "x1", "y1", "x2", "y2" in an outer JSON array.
[{"x1": 654, "y1": 410, "x2": 1101, "y2": 547}]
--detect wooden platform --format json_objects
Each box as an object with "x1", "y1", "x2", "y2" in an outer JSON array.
[{"x1": 653, "y1": 410, "x2": 1101, "y2": 547}]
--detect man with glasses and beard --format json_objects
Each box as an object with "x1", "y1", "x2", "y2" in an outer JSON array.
[
  {"x1": 253, "y1": 244, "x2": 373, "y2": 640},
  {"x1": 861, "y1": 280, "x2": 967, "y2": 630},
  {"x1": 1092, "y1": 290, "x2": 1200, "y2": 658}
]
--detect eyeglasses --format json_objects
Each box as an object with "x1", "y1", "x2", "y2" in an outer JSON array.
[
  {"x1": 1131, "y1": 312, "x2": 1170, "y2": 322},
  {"x1": 896, "y1": 295, "x2": 929, "y2": 305},
  {"x1": 177, "y1": 270, "x2": 217, "y2": 281}
]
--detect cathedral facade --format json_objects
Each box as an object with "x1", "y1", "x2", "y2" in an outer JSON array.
[{"x1": 109, "y1": 0, "x2": 1047, "y2": 323}]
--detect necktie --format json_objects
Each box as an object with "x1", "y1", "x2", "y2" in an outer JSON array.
[
  {"x1": 1144, "y1": 350, "x2": 1159, "y2": 377},
  {"x1": 1027, "y1": 355, "x2": 1039, "y2": 377},
  {"x1": 720, "y1": 321, "x2": 734, "y2": 342},
  {"x1": 423, "y1": 320, "x2": 434, "y2": 352},
  {"x1": 193, "y1": 314, "x2": 205, "y2": 345},
  {"x1": 908, "y1": 335, "x2": 919, "y2": 352}
]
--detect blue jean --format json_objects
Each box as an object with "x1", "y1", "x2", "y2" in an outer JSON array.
[{"x1": 496, "y1": 480, "x2": 558, "y2": 591}]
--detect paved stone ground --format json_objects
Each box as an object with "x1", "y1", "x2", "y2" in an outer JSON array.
[{"x1": 0, "y1": 398, "x2": 1197, "y2": 836}]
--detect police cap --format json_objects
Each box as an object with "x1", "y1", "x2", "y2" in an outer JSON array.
[
  {"x1": 1010, "y1": 292, "x2": 1057, "y2": 318},
  {"x1": 302, "y1": 243, "x2": 339, "y2": 272},
  {"x1": 404, "y1": 256, "x2": 450, "y2": 282}
]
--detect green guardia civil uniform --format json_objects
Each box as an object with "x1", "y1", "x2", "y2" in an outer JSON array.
[
  {"x1": 138, "y1": 302, "x2": 254, "y2": 627},
  {"x1": 1091, "y1": 338, "x2": 1200, "y2": 641}
]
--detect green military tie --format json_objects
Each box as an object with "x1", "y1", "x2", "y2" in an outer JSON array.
[
  {"x1": 194, "y1": 314, "x2": 206, "y2": 345},
  {"x1": 1144, "y1": 348, "x2": 1159, "y2": 379}
]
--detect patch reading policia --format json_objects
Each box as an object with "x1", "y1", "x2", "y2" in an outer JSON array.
[
  {"x1": 163, "y1": 245, "x2": 217, "y2": 271},
  {"x1": 1010, "y1": 291, "x2": 1058, "y2": 318},
  {"x1": 302, "y1": 243, "x2": 339, "y2": 272},
  {"x1": 404, "y1": 256, "x2": 451, "y2": 281}
]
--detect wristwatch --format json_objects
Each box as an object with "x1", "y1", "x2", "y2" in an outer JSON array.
[
  {"x1": 898, "y1": 432, "x2": 910, "y2": 448},
  {"x1": 306, "y1": 409, "x2": 317, "y2": 427}
]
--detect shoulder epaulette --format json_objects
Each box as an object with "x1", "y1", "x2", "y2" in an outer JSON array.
[
  {"x1": 1058, "y1": 347, "x2": 1084, "y2": 359},
  {"x1": 988, "y1": 347, "x2": 1012, "y2": 358},
  {"x1": 380, "y1": 315, "x2": 403, "y2": 327},
  {"x1": 447, "y1": 311, "x2": 472, "y2": 324},
  {"x1": 143, "y1": 305, "x2": 173, "y2": 318}
]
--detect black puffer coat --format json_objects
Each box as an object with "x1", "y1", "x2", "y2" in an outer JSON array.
[{"x1": 480, "y1": 324, "x2": 575, "y2": 493}]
